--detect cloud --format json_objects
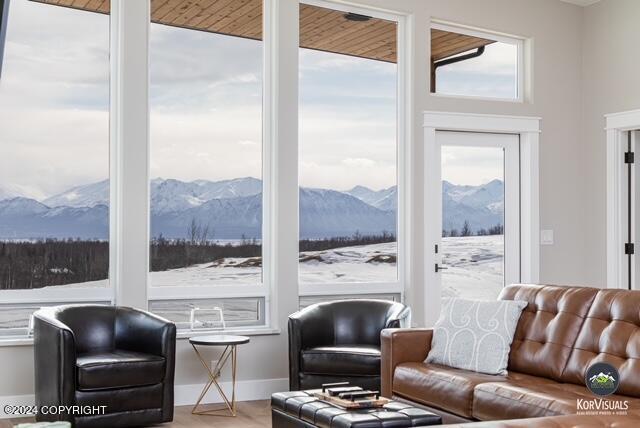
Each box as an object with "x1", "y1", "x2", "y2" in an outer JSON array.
[
  {"x1": 0, "y1": 1, "x2": 504, "y2": 197},
  {"x1": 342, "y1": 158, "x2": 377, "y2": 168}
]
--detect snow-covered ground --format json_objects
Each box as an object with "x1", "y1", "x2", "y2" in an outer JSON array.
[
  {"x1": 0, "y1": 236, "x2": 504, "y2": 332},
  {"x1": 441, "y1": 235, "x2": 504, "y2": 300}
]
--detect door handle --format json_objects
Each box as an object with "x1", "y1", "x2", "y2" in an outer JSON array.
[{"x1": 435, "y1": 264, "x2": 448, "y2": 273}]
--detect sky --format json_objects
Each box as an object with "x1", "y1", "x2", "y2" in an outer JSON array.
[
  {"x1": 0, "y1": 0, "x2": 515, "y2": 200},
  {"x1": 436, "y1": 42, "x2": 518, "y2": 99},
  {"x1": 442, "y1": 146, "x2": 504, "y2": 186}
]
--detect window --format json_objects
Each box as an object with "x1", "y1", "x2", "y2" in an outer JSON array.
[
  {"x1": 0, "y1": 0, "x2": 111, "y2": 336},
  {"x1": 147, "y1": 0, "x2": 266, "y2": 328},
  {"x1": 298, "y1": 2, "x2": 402, "y2": 292},
  {"x1": 434, "y1": 131, "x2": 521, "y2": 301},
  {"x1": 430, "y1": 22, "x2": 523, "y2": 101}
]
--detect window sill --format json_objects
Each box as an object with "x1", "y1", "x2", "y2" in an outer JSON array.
[
  {"x1": 177, "y1": 326, "x2": 281, "y2": 340},
  {"x1": 0, "y1": 337, "x2": 35, "y2": 347},
  {"x1": 0, "y1": 327, "x2": 281, "y2": 348},
  {"x1": 429, "y1": 91, "x2": 524, "y2": 104}
]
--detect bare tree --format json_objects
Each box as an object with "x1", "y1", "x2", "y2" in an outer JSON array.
[{"x1": 461, "y1": 220, "x2": 472, "y2": 237}]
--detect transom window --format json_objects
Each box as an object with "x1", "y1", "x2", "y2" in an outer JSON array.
[{"x1": 430, "y1": 22, "x2": 524, "y2": 101}]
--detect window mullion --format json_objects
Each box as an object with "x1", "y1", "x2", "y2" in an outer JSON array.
[{"x1": 110, "y1": 0, "x2": 150, "y2": 309}]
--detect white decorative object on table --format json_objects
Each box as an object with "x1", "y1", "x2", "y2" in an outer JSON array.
[
  {"x1": 189, "y1": 307, "x2": 225, "y2": 330},
  {"x1": 425, "y1": 298, "x2": 527, "y2": 375}
]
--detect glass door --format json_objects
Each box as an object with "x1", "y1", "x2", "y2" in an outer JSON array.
[{"x1": 434, "y1": 131, "x2": 520, "y2": 300}]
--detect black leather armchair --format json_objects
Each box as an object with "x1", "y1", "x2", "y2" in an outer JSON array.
[
  {"x1": 33, "y1": 305, "x2": 176, "y2": 427},
  {"x1": 288, "y1": 299, "x2": 410, "y2": 391}
]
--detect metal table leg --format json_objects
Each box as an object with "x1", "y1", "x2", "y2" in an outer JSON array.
[{"x1": 191, "y1": 343, "x2": 238, "y2": 416}]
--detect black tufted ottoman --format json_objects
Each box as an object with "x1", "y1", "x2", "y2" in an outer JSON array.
[{"x1": 271, "y1": 391, "x2": 442, "y2": 427}]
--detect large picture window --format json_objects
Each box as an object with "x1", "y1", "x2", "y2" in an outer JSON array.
[
  {"x1": 148, "y1": 0, "x2": 265, "y2": 328},
  {"x1": 0, "y1": 0, "x2": 111, "y2": 336},
  {"x1": 298, "y1": 2, "x2": 400, "y2": 288}
]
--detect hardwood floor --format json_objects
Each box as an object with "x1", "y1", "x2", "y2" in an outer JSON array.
[{"x1": 1, "y1": 400, "x2": 272, "y2": 428}]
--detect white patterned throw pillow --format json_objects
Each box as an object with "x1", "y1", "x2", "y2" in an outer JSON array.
[{"x1": 425, "y1": 298, "x2": 527, "y2": 375}]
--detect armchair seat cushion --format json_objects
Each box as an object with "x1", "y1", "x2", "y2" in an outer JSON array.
[
  {"x1": 301, "y1": 345, "x2": 380, "y2": 376},
  {"x1": 76, "y1": 350, "x2": 166, "y2": 391}
]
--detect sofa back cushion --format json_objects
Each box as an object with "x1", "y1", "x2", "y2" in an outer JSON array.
[
  {"x1": 499, "y1": 284, "x2": 598, "y2": 381},
  {"x1": 561, "y1": 289, "x2": 640, "y2": 397}
]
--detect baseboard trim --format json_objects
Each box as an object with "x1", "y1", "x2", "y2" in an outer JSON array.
[
  {"x1": 0, "y1": 377, "x2": 287, "y2": 419},
  {"x1": 174, "y1": 377, "x2": 287, "y2": 407}
]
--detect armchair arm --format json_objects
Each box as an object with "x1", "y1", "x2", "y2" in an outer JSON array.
[
  {"x1": 380, "y1": 328, "x2": 433, "y2": 398},
  {"x1": 288, "y1": 306, "x2": 334, "y2": 390},
  {"x1": 115, "y1": 307, "x2": 176, "y2": 358},
  {"x1": 33, "y1": 310, "x2": 76, "y2": 422},
  {"x1": 385, "y1": 305, "x2": 412, "y2": 329},
  {"x1": 115, "y1": 307, "x2": 176, "y2": 422}
]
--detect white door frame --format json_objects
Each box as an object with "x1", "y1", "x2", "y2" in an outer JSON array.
[
  {"x1": 423, "y1": 111, "x2": 540, "y2": 326},
  {"x1": 605, "y1": 109, "x2": 640, "y2": 289}
]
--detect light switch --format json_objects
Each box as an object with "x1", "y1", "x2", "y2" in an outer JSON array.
[{"x1": 541, "y1": 230, "x2": 554, "y2": 245}]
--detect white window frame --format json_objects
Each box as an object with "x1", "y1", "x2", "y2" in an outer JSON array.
[
  {"x1": 145, "y1": 0, "x2": 274, "y2": 331},
  {"x1": 0, "y1": 0, "x2": 114, "y2": 309},
  {"x1": 605, "y1": 109, "x2": 640, "y2": 290},
  {"x1": 0, "y1": 0, "x2": 414, "y2": 343},
  {"x1": 423, "y1": 112, "x2": 540, "y2": 326},
  {"x1": 0, "y1": 0, "x2": 280, "y2": 342},
  {"x1": 297, "y1": 0, "x2": 412, "y2": 300},
  {"x1": 430, "y1": 20, "x2": 527, "y2": 103}
]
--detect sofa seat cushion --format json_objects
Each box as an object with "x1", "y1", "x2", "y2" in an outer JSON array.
[
  {"x1": 76, "y1": 350, "x2": 165, "y2": 391},
  {"x1": 473, "y1": 379, "x2": 640, "y2": 420},
  {"x1": 301, "y1": 345, "x2": 380, "y2": 376},
  {"x1": 392, "y1": 362, "x2": 514, "y2": 418}
]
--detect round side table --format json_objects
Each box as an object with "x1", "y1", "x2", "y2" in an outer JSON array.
[{"x1": 189, "y1": 334, "x2": 250, "y2": 416}]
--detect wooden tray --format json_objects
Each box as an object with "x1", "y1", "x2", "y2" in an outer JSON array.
[{"x1": 311, "y1": 390, "x2": 392, "y2": 409}]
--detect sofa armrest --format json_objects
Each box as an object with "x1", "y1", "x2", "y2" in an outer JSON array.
[
  {"x1": 380, "y1": 328, "x2": 433, "y2": 398},
  {"x1": 33, "y1": 311, "x2": 76, "y2": 422}
]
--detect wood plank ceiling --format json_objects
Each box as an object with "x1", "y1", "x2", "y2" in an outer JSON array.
[{"x1": 31, "y1": 0, "x2": 494, "y2": 64}]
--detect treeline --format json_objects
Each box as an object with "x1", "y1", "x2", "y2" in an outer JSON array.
[
  {"x1": 0, "y1": 239, "x2": 108, "y2": 290},
  {"x1": 152, "y1": 230, "x2": 397, "y2": 271},
  {"x1": 0, "y1": 225, "x2": 397, "y2": 289},
  {"x1": 150, "y1": 236, "x2": 261, "y2": 272},
  {"x1": 299, "y1": 231, "x2": 395, "y2": 252},
  {"x1": 442, "y1": 221, "x2": 504, "y2": 238}
]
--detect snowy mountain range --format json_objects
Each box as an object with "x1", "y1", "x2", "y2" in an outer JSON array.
[{"x1": 0, "y1": 178, "x2": 503, "y2": 239}]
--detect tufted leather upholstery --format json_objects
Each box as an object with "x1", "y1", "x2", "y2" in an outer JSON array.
[
  {"x1": 34, "y1": 305, "x2": 176, "y2": 427},
  {"x1": 499, "y1": 284, "x2": 598, "y2": 381},
  {"x1": 289, "y1": 299, "x2": 410, "y2": 391},
  {"x1": 560, "y1": 289, "x2": 640, "y2": 396},
  {"x1": 271, "y1": 390, "x2": 442, "y2": 427},
  {"x1": 381, "y1": 284, "x2": 640, "y2": 427},
  {"x1": 440, "y1": 414, "x2": 640, "y2": 427}
]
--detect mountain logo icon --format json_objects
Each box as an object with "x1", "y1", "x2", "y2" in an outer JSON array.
[{"x1": 585, "y1": 363, "x2": 620, "y2": 396}]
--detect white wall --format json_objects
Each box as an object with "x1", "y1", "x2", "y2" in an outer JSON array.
[
  {"x1": 582, "y1": 0, "x2": 640, "y2": 286},
  {"x1": 0, "y1": 0, "x2": 603, "y2": 406}
]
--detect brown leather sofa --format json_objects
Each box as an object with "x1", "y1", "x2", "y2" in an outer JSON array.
[{"x1": 381, "y1": 284, "x2": 640, "y2": 426}]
